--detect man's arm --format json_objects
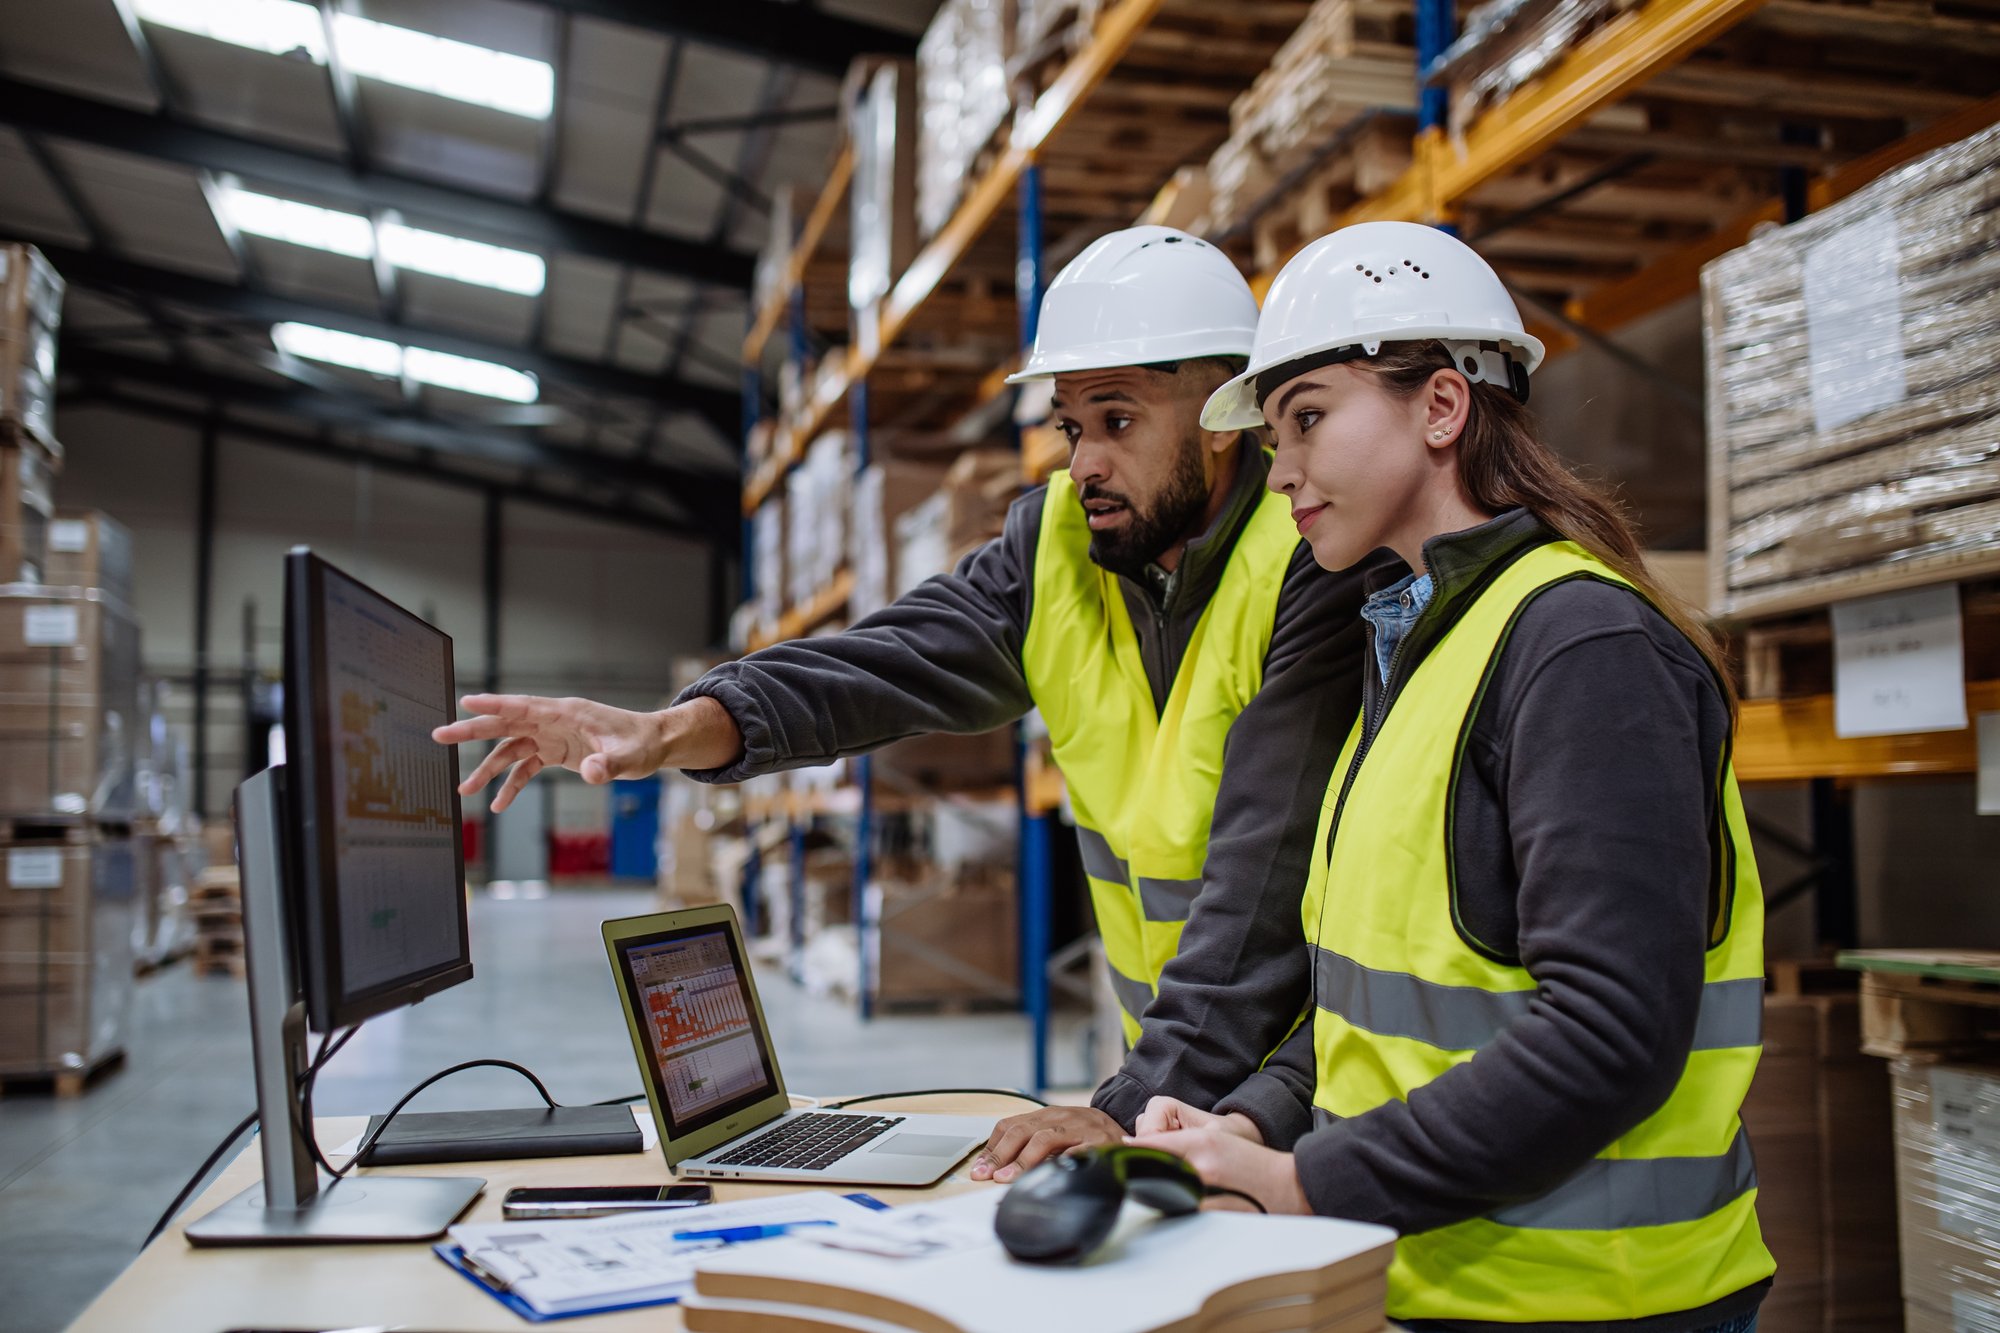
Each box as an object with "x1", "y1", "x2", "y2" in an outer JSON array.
[
  {"x1": 677, "y1": 491, "x2": 1043, "y2": 784},
  {"x1": 1091, "y1": 544, "x2": 1380, "y2": 1130}
]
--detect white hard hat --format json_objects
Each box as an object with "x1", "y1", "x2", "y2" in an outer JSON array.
[
  {"x1": 1006, "y1": 225, "x2": 1258, "y2": 384},
  {"x1": 1200, "y1": 221, "x2": 1546, "y2": 431}
]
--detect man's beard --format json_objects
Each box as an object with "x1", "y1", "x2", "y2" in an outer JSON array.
[{"x1": 1083, "y1": 431, "x2": 1211, "y2": 579}]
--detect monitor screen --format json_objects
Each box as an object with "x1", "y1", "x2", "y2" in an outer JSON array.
[
  {"x1": 286, "y1": 550, "x2": 471, "y2": 1029},
  {"x1": 615, "y1": 924, "x2": 780, "y2": 1139}
]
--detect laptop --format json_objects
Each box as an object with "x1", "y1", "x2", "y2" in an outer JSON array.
[{"x1": 603, "y1": 905, "x2": 997, "y2": 1186}]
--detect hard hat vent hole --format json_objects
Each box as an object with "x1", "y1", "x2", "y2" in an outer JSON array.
[
  {"x1": 1164, "y1": 236, "x2": 1182, "y2": 243},
  {"x1": 1374, "y1": 276, "x2": 1382, "y2": 283},
  {"x1": 1355, "y1": 265, "x2": 1364, "y2": 272}
]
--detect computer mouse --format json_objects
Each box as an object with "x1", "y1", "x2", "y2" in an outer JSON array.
[{"x1": 993, "y1": 1146, "x2": 1205, "y2": 1265}]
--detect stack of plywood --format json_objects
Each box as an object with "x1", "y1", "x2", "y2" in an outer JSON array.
[
  {"x1": 1201, "y1": 0, "x2": 1417, "y2": 235},
  {"x1": 1703, "y1": 122, "x2": 2000, "y2": 619},
  {"x1": 1430, "y1": 0, "x2": 1642, "y2": 143}
]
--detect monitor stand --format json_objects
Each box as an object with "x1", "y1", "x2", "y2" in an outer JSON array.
[{"x1": 185, "y1": 766, "x2": 484, "y2": 1246}]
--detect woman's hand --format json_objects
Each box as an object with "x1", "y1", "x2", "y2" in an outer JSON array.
[
  {"x1": 1125, "y1": 1124, "x2": 1311, "y2": 1216},
  {"x1": 1134, "y1": 1097, "x2": 1264, "y2": 1142}
]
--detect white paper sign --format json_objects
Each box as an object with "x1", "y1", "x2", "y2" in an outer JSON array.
[
  {"x1": 22, "y1": 604, "x2": 78, "y2": 646},
  {"x1": 1981, "y1": 713, "x2": 2000, "y2": 816},
  {"x1": 8, "y1": 849, "x2": 64, "y2": 889},
  {"x1": 1831, "y1": 585, "x2": 1967, "y2": 738},
  {"x1": 1803, "y1": 209, "x2": 1908, "y2": 433},
  {"x1": 48, "y1": 520, "x2": 88, "y2": 553}
]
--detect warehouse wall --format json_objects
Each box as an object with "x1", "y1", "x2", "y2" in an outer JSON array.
[{"x1": 51, "y1": 404, "x2": 716, "y2": 817}]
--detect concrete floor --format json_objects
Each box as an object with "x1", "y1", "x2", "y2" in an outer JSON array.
[{"x1": 0, "y1": 887, "x2": 1082, "y2": 1333}]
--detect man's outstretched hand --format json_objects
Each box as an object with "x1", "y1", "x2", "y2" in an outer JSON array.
[{"x1": 432, "y1": 693, "x2": 743, "y2": 811}]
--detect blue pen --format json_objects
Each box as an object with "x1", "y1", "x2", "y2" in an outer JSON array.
[{"x1": 674, "y1": 1220, "x2": 837, "y2": 1243}]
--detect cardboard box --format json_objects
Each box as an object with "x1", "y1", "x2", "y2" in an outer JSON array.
[
  {"x1": 0, "y1": 243, "x2": 63, "y2": 451},
  {"x1": 1740, "y1": 993, "x2": 1900, "y2": 1333},
  {"x1": 942, "y1": 448, "x2": 1018, "y2": 562},
  {"x1": 0, "y1": 439, "x2": 54, "y2": 585},
  {"x1": 1891, "y1": 1059, "x2": 2000, "y2": 1322},
  {"x1": 0, "y1": 835, "x2": 133, "y2": 1075},
  {"x1": 45, "y1": 510, "x2": 133, "y2": 604},
  {"x1": 0, "y1": 590, "x2": 141, "y2": 818},
  {"x1": 870, "y1": 858, "x2": 1018, "y2": 1008},
  {"x1": 851, "y1": 461, "x2": 951, "y2": 620}
]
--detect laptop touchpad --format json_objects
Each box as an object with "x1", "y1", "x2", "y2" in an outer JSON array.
[{"x1": 870, "y1": 1133, "x2": 968, "y2": 1158}]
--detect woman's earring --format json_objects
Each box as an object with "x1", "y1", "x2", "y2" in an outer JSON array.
[{"x1": 1432, "y1": 430, "x2": 1447, "y2": 440}]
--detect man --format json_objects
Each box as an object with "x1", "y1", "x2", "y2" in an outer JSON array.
[{"x1": 432, "y1": 225, "x2": 1379, "y2": 1180}]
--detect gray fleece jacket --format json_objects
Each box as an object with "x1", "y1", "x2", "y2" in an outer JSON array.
[{"x1": 677, "y1": 442, "x2": 1379, "y2": 1128}]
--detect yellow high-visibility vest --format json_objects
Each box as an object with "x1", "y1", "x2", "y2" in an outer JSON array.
[
  {"x1": 1022, "y1": 468, "x2": 1297, "y2": 1044},
  {"x1": 1303, "y1": 540, "x2": 1774, "y2": 1322}
]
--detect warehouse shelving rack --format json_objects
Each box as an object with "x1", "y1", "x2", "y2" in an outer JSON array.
[{"x1": 740, "y1": 0, "x2": 2000, "y2": 1088}]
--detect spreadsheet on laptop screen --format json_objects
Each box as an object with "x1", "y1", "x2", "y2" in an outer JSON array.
[{"x1": 627, "y1": 929, "x2": 777, "y2": 1123}]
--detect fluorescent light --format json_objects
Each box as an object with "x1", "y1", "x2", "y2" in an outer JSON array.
[
  {"x1": 333, "y1": 14, "x2": 554, "y2": 119},
  {"x1": 219, "y1": 186, "x2": 375, "y2": 259},
  {"x1": 214, "y1": 188, "x2": 544, "y2": 294},
  {"x1": 273, "y1": 322, "x2": 402, "y2": 376},
  {"x1": 272, "y1": 322, "x2": 539, "y2": 403},
  {"x1": 133, "y1": 0, "x2": 324, "y2": 59},
  {"x1": 134, "y1": 0, "x2": 553, "y2": 119},
  {"x1": 403, "y1": 347, "x2": 538, "y2": 403},
  {"x1": 379, "y1": 223, "x2": 546, "y2": 296}
]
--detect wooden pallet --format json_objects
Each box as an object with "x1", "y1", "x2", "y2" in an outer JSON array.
[
  {"x1": 0, "y1": 1048, "x2": 125, "y2": 1100},
  {"x1": 1844, "y1": 950, "x2": 2000, "y2": 1058}
]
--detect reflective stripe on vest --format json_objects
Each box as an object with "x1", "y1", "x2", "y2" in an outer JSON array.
[
  {"x1": 1304, "y1": 541, "x2": 1774, "y2": 1323},
  {"x1": 1312, "y1": 946, "x2": 1766, "y2": 1053},
  {"x1": 1022, "y1": 468, "x2": 1298, "y2": 1045}
]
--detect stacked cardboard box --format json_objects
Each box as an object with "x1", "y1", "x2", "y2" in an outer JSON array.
[
  {"x1": 1704, "y1": 123, "x2": 2000, "y2": 618},
  {"x1": 0, "y1": 243, "x2": 62, "y2": 452},
  {"x1": 847, "y1": 60, "x2": 918, "y2": 356},
  {"x1": 46, "y1": 511, "x2": 134, "y2": 604},
  {"x1": 0, "y1": 589, "x2": 142, "y2": 821},
  {"x1": 0, "y1": 835, "x2": 135, "y2": 1076},
  {"x1": 867, "y1": 855, "x2": 1018, "y2": 1010},
  {"x1": 786, "y1": 432, "x2": 854, "y2": 611},
  {"x1": 1429, "y1": 0, "x2": 1642, "y2": 143},
  {"x1": 753, "y1": 496, "x2": 785, "y2": 639},
  {"x1": 1891, "y1": 1059, "x2": 2000, "y2": 1330},
  {"x1": 915, "y1": 0, "x2": 1014, "y2": 238},
  {"x1": 1201, "y1": 0, "x2": 1416, "y2": 235},
  {"x1": 941, "y1": 448, "x2": 1019, "y2": 566},
  {"x1": 1740, "y1": 994, "x2": 1900, "y2": 1332},
  {"x1": 893, "y1": 491, "x2": 953, "y2": 599},
  {"x1": 190, "y1": 864, "x2": 244, "y2": 977},
  {"x1": 850, "y1": 460, "x2": 952, "y2": 621}
]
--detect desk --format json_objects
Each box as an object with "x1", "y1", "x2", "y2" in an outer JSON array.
[{"x1": 70, "y1": 1093, "x2": 1014, "y2": 1332}]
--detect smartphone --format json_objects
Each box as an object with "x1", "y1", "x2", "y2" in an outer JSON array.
[{"x1": 501, "y1": 1184, "x2": 713, "y2": 1220}]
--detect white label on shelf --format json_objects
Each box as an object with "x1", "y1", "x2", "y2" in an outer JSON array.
[
  {"x1": 1981, "y1": 713, "x2": 2000, "y2": 816},
  {"x1": 48, "y1": 520, "x2": 88, "y2": 553},
  {"x1": 8, "y1": 849, "x2": 64, "y2": 889},
  {"x1": 22, "y1": 604, "x2": 78, "y2": 646},
  {"x1": 1831, "y1": 584, "x2": 1967, "y2": 738},
  {"x1": 1803, "y1": 208, "x2": 1908, "y2": 433}
]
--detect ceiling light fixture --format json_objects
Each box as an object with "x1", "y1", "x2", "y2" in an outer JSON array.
[
  {"x1": 272, "y1": 322, "x2": 539, "y2": 403},
  {"x1": 134, "y1": 0, "x2": 554, "y2": 119},
  {"x1": 217, "y1": 188, "x2": 545, "y2": 294}
]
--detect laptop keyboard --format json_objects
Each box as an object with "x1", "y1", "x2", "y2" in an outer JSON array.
[{"x1": 709, "y1": 1113, "x2": 907, "y2": 1171}]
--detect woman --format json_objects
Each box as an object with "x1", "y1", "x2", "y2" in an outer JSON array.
[{"x1": 1127, "y1": 221, "x2": 1773, "y2": 1332}]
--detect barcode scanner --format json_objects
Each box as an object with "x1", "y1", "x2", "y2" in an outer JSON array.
[{"x1": 993, "y1": 1145, "x2": 1205, "y2": 1265}]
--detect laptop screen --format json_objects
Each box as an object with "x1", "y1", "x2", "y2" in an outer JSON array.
[{"x1": 614, "y1": 923, "x2": 782, "y2": 1141}]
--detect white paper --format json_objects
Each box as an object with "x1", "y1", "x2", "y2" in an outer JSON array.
[
  {"x1": 7, "y1": 849, "x2": 64, "y2": 889},
  {"x1": 1831, "y1": 585, "x2": 1967, "y2": 738},
  {"x1": 1981, "y1": 713, "x2": 2000, "y2": 816},
  {"x1": 1803, "y1": 208, "x2": 1908, "y2": 433},
  {"x1": 22, "y1": 604, "x2": 78, "y2": 647},
  {"x1": 47, "y1": 520, "x2": 88, "y2": 554},
  {"x1": 448, "y1": 1191, "x2": 886, "y2": 1315}
]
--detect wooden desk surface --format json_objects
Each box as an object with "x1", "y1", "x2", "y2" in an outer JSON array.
[{"x1": 71, "y1": 1094, "x2": 1017, "y2": 1332}]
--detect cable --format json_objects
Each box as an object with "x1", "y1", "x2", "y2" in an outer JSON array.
[
  {"x1": 1203, "y1": 1185, "x2": 1268, "y2": 1214},
  {"x1": 140, "y1": 1024, "x2": 361, "y2": 1251},
  {"x1": 822, "y1": 1088, "x2": 1050, "y2": 1111}
]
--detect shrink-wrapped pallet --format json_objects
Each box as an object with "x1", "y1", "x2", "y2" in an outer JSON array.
[
  {"x1": 1703, "y1": 123, "x2": 2000, "y2": 618},
  {"x1": 1891, "y1": 1060, "x2": 2000, "y2": 1331},
  {"x1": 1428, "y1": 0, "x2": 1642, "y2": 143},
  {"x1": 916, "y1": 0, "x2": 1014, "y2": 239}
]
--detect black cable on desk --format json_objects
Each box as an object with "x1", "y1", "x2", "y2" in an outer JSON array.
[
  {"x1": 822, "y1": 1087, "x2": 1050, "y2": 1110},
  {"x1": 1203, "y1": 1185, "x2": 1269, "y2": 1214},
  {"x1": 141, "y1": 1024, "x2": 361, "y2": 1250},
  {"x1": 309, "y1": 1058, "x2": 564, "y2": 1180}
]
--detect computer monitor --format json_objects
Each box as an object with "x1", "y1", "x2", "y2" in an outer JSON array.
[
  {"x1": 185, "y1": 550, "x2": 484, "y2": 1245},
  {"x1": 283, "y1": 550, "x2": 472, "y2": 1030}
]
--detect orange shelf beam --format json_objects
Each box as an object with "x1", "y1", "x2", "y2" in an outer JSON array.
[
  {"x1": 745, "y1": 568, "x2": 855, "y2": 653},
  {"x1": 1734, "y1": 681, "x2": 2000, "y2": 784}
]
